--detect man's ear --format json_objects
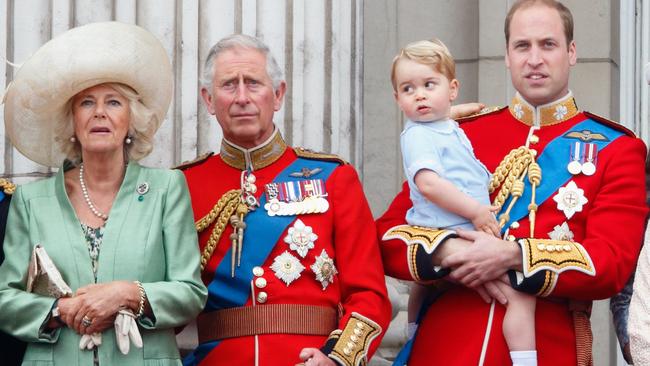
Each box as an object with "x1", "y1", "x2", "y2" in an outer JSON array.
[
  {"x1": 200, "y1": 87, "x2": 215, "y2": 115},
  {"x1": 568, "y1": 40, "x2": 577, "y2": 66},
  {"x1": 274, "y1": 81, "x2": 287, "y2": 111}
]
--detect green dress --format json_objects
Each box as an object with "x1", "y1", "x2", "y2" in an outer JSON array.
[{"x1": 0, "y1": 163, "x2": 207, "y2": 366}]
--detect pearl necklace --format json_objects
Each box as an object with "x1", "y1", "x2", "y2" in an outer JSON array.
[{"x1": 79, "y1": 163, "x2": 109, "y2": 221}]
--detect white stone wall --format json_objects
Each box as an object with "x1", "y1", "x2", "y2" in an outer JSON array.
[{"x1": 0, "y1": 0, "x2": 363, "y2": 181}]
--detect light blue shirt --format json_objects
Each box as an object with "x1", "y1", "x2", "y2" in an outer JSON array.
[{"x1": 400, "y1": 118, "x2": 491, "y2": 229}]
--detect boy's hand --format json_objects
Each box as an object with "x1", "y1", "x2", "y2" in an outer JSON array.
[{"x1": 471, "y1": 205, "x2": 500, "y2": 238}]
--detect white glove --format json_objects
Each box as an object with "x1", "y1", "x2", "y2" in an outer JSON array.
[
  {"x1": 115, "y1": 309, "x2": 143, "y2": 355},
  {"x1": 79, "y1": 332, "x2": 102, "y2": 350}
]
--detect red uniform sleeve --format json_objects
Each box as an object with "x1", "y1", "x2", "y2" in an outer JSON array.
[
  {"x1": 321, "y1": 164, "x2": 392, "y2": 366},
  {"x1": 376, "y1": 182, "x2": 415, "y2": 281}
]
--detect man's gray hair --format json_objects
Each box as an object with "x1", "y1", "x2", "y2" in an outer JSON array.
[{"x1": 201, "y1": 34, "x2": 284, "y2": 92}]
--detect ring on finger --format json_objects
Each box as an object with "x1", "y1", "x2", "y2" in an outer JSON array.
[{"x1": 82, "y1": 315, "x2": 92, "y2": 327}]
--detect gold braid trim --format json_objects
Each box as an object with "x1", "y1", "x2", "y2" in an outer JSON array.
[
  {"x1": 196, "y1": 189, "x2": 242, "y2": 270},
  {"x1": 517, "y1": 238, "x2": 596, "y2": 278},
  {"x1": 382, "y1": 225, "x2": 455, "y2": 254},
  {"x1": 196, "y1": 190, "x2": 241, "y2": 232},
  {"x1": 0, "y1": 178, "x2": 16, "y2": 195},
  {"x1": 330, "y1": 312, "x2": 382, "y2": 366},
  {"x1": 408, "y1": 244, "x2": 420, "y2": 282},
  {"x1": 536, "y1": 271, "x2": 558, "y2": 297}
]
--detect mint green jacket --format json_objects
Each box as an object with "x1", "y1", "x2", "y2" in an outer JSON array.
[{"x1": 0, "y1": 163, "x2": 207, "y2": 366}]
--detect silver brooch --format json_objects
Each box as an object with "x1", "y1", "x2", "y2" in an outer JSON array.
[
  {"x1": 311, "y1": 249, "x2": 338, "y2": 290},
  {"x1": 136, "y1": 182, "x2": 149, "y2": 195},
  {"x1": 271, "y1": 251, "x2": 305, "y2": 286},
  {"x1": 283, "y1": 219, "x2": 318, "y2": 258},
  {"x1": 548, "y1": 222, "x2": 575, "y2": 241},
  {"x1": 552, "y1": 181, "x2": 588, "y2": 219}
]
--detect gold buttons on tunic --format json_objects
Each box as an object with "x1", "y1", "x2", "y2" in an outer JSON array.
[
  {"x1": 253, "y1": 266, "x2": 264, "y2": 277},
  {"x1": 256, "y1": 292, "x2": 268, "y2": 303},
  {"x1": 255, "y1": 277, "x2": 267, "y2": 289}
]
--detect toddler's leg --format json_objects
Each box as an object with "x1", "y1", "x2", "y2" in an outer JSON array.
[
  {"x1": 494, "y1": 281, "x2": 537, "y2": 366},
  {"x1": 407, "y1": 284, "x2": 429, "y2": 338}
]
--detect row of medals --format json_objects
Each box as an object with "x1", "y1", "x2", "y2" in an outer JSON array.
[{"x1": 566, "y1": 141, "x2": 597, "y2": 176}]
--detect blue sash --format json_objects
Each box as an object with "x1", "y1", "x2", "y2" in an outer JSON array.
[
  {"x1": 184, "y1": 157, "x2": 338, "y2": 366},
  {"x1": 499, "y1": 118, "x2": 624, "y2": 232}
]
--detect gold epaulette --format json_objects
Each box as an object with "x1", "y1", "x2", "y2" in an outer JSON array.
[
  {"x1": 457, "y1": 105, "x2": 507, "y2": 123},
  {"x1": 584, "y1": 111, "x2": 637, "y2": 137},
  {"x1": 174, "y1": 152, "x2": 214, "y2": 171},
  {"x1": 294, "y1": 147, "x2": 347, "y2": 165},
  {"x1": 0, "y1": 178, "x2": 16, "y2": 195},
  {"x1": 517, "y1": 238, "x2": 595, "y2": 279}
]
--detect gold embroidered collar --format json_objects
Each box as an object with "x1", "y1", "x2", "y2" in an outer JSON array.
[
  {"x1": 220, "y1": 128, "x2": 287, "y2": 171},
  {"x1": 509, "y1": 92, "x2": 579, "y2": 126}
]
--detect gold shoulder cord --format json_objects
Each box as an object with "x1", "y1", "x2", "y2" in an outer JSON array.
[
  {"x1": 489, "y1": 145, "x2": 542, "y2": 237},
  {"x1": 196, "y1": 189, "x2": 242, "y2": 270},
  {"x1": 0, "y1": 178, "x2": 16, "y2": 194}
]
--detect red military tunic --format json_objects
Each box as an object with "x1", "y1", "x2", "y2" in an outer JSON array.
[
  {"x1": 378, "y1": 93, "x2": 648, "y2": 366},
  {"x1": 182, "y1": 129, "x2": 391, "y2": 366}
]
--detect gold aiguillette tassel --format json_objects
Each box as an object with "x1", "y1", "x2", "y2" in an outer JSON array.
[
  {"x1": 236, "y1": 203, "x2": 248, "y2": 266},
  {"x1": 229, "y1": 215, "x2": 239, "y2": 277}
]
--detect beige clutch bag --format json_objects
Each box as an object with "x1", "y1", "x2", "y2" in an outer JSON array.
[{"x1": 26, "y1": 244, "x2": 72, "y2": 298}]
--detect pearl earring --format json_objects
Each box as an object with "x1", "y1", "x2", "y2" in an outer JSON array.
[
  {"x1": 125, "y1": 136, "x2": 132, "y2": 145},
  {"x1": 69, "y1": 136, "x2": 76, "y2": 143}
]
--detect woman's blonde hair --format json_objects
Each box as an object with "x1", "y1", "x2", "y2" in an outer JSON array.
[
  {"x1": 54, "y1": 82, "x2": 158, "y2": 163},
  {"x1": 391, "y1": 38, "x2": 456, "y2": 91}
]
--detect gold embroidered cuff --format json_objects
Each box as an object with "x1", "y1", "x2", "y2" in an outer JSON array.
[
  {"x1": 329, "y1": 312, "x2": 382, "y2": 366},
  {"x1": 382, "y1": 225, "x2": 456, "y2": 254},
  {"x1": 517, "y1": 238, "x2": 595, "y2": 278}
]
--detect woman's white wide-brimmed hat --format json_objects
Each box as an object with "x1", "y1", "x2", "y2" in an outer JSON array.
[{"x1": 3, "y1": 21, "x2": 173, "y2": 167}]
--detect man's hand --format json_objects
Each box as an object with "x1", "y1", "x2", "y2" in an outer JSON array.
[
  {"x1": 472, "y1": 280, "x2": 508, "y2": 305},
  {"x1": 296, "y1": 348, "x2": 336, "y2": 366},
  {"x1": 441, "y1": 230, "x2": 521, "y2": 288},
  {"x1": 450, "y1": 102, "x2": 485, "y2": 119}
]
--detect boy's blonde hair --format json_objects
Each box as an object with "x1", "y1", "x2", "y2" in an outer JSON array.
[{"x1": 391, "y1": 38, "x2": 456, "y2": 91}]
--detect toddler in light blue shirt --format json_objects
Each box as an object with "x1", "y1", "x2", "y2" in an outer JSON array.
[{"x1": 391, "y1": 38, "x2": 537, "y2": 366}]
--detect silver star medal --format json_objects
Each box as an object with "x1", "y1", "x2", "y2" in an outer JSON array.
[
  {"x1": 271, "y1": 251, "x2": 305, "y2": 286},
  {"x1": 284, "y1": 219, "x2": 317, "y2": 258},
  {"x1": 311, "y1": 249, "x2": 338, "y2": 290},
  {"x1": 548, "y1": 222, "x2": 575, "y2": 241},
  {"x1": 552, "y1": 181, "x2": 588, "y2": 219}
]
